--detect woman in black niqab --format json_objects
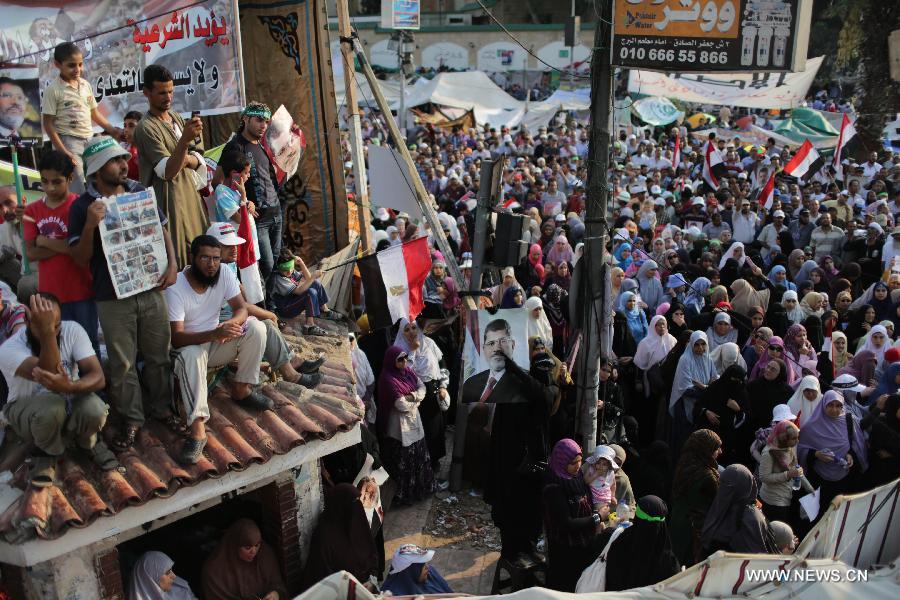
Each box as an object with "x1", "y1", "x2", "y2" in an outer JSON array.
[
  {"x1": 605, "y1": 495, "x2": 680, "y2": 591},
  {"x1": 301, "y1": 484, "x2": 380, "y2": 590}
]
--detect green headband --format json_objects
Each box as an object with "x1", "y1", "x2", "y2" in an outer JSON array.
[
  {"x1": 242, "y1": 105, "x2": 271, "y2": 120},
  {"x1": 634, "y1": 504, "x2": 665, "y2": 523},
  {"x1": 277, "y1": 259, "x2": 295, "y2": 271}
]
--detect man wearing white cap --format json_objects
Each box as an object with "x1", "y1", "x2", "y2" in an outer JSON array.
[
  {"x1": 69, "y1": 135, "x2": 179, "y2": 452},
  {"x1": 206, "y1": 222, "x2": 323, "y2": 389},
  {"x1": 166, "y1": 233, "x2": 269, "y2": 464}
]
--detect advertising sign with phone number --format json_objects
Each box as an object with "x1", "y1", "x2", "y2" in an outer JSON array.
[{"x1": 612, "y1": 0, "x2": 812, "y2": 73}]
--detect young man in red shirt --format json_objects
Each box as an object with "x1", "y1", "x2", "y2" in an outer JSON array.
[{"x1": 23, "y1": 150, "x2": 97, "y2": 351}]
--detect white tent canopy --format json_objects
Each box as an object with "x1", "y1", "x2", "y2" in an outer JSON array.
[
  {"x1": 333, "y1": 72, "x2": 401, "y2": 111},
  {"x1": 402, "y1": 71, "x2": 522, "y2": 112},
  {"x1": 297, "y1": 479, "x2": 900, "y2": 600}
]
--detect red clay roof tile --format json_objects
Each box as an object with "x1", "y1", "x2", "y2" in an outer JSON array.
[{"x1": 0, "y1": 323, "x2": 360, "y2": 541}]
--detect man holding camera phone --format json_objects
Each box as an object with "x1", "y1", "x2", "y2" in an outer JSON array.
[{"x1": 133, "y1": 64, "x2": 209, "y2": 268}]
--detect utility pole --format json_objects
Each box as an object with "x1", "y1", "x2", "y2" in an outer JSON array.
[
  {"x1": 449, "y1": 158, "x2": 503, "y2": 491},
  {"x1": 396, "y1": 34, "x2": 406, "y2": 134},
  {"x1": 336, "y1": 0, "x2": 371, "y2": 252},
  {"x1": 577, "y1": 0, "x2": 613, "y2": 453},
  {"x1": 569, "y1": 0, "x2": 575, "y2": 88}
]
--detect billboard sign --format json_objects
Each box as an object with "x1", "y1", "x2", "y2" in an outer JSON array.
[
  {"x1": 380, "y1": 0, "x2": 421, "y2": 30},
  {"x1": 612, "y1": 0, "x2": 812, "y2": 73}
]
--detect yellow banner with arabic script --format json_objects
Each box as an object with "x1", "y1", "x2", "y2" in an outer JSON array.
[{"x1": 615, "y1": 0, "x2": 740, "y2": 38}]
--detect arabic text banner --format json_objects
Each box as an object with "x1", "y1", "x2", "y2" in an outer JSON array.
[
  {"x1": 613, "y1": 0, "x2": 812, "y2": 73},
  {"x1": 627, "y1": 56, "x2": 822, "y2": 109},
  {"x1": 0, "y1": 0, "x2": 246, "y2": 124}
]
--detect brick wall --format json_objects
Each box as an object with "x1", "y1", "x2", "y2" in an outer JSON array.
[
  {"x1": 259, "y1": 476, "x2": 303, "y2": 593},
  {"x1": 0, "y1": 563, "x2": 29, "y2": 600},
  {"x1": 93, "y1": 548, "x2": 124, "y2": 600}
]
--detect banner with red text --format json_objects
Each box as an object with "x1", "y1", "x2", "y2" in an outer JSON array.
[{"x1": 0, "y1": 0, "x2": 245, "y2": 126}]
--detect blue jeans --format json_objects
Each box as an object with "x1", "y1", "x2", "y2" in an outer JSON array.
[
  {"x1": 276, "y1": 280, "x2": 329, "y2": 319},
  {"x1": 61, "y1": 299, "x2": 99, "y2": 355},
  {"x1": 255, "y1": 208, "x2": 283, "y2": 285}
]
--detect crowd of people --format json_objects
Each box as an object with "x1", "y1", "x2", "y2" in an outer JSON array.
[
  {"x1": 332, "y1": 93, "x2": 900, "y2": 593},
  {"x1": 1, "y1": 39, "x2": 898, "y2": 598}
]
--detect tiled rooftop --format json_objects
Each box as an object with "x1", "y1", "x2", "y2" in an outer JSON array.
[{"x1": 0, "y1": 322, "x2": 360, "y2": 542}]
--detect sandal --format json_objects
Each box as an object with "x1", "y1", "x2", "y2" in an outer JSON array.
[
  {"x1": 112, "y1": 423, "x2": 139, "y2": 452},
  {"x1": 74, "y1": 441, "x2": 125, "y2": 473},
  {"x1": 156, "y1": 412, "x2": 189, "y2": 436},
  {"x1": 178, "y1": 437, "x2": 208, "y2": 466},
  {"x1": 234, "y1": 390, "x2": 275, "y2": 411},
  {"x1": 29, "y1": 455, "x2": 57, "y2": 488},
  {"x1": 291, "y1": 354, "x2": 325, "y2": 374},
  {"x1": 303, "y1": 325, "x2": 328, "y2": 337},
  {"x1": 286, "y1": 372, "x2": 322, "y2": 389},
  {"x1": 320, "y1": 310, "x2": 346, "y2": 322}
]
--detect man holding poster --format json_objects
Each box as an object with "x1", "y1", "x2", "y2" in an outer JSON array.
[
  {"x1": 68, "y1": 136, "x2": 179, "y2": 452},
  {"x1": 462, "y1": 314, "x2": 555, "y2": 567}
]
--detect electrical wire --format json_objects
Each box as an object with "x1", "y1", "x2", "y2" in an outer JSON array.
[{"x1": 473, "y1": 0, "x2": 593, "y2": 82}]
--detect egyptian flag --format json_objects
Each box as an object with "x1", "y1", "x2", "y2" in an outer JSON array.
[
  {"x1": 702, "y1": 141, "x2": 724, "y2": 190},
  {"x1": 832, "y1": 114, "x2": 857, "y2": 182},
  {"x1": 236, "y1": 206, "x2": 265, "y2": 304},
  {"x1": 759, "y1": 172, "x2": 776, "y2": 210},
  {"x1": 358, "y1": 237, "x2": 432, "y2": 330},
  {"x1": 672, "y1": 134, "x2": 681, "y2": 171},
  {"x1": 783, "y1": 140, "x2": 823, "y2": 181},
  {"x1": 501, "y1": 197, "x2": 521, "y2": 211}
]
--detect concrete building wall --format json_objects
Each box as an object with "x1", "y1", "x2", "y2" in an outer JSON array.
[{"x1": 349, "y1": 24, "x2": 593, "y2": 72}]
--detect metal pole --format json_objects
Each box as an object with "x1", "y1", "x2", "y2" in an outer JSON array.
[
  {"x1": 10, "y1": 143, "x2": 30, "y2": 275},
  {"x1": 569, "y1": 0, "x2": 575, "y2": 88},
  {"x1": 449, "y1": 158, "x2": 500, "y2": 492},
  {"x1": 336, "y1": 0, "x2": 372, "y2": 253},
  {"x1": 577, "y1": 0, "x2": 613, "y2": 453},
  {"x1": 397, "y1": 37, "x2": 406, "y2": 135}
]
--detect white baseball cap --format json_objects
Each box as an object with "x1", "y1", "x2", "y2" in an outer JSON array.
[
  {"x1": 773, "y1": 210, "x2": 786, "y2": 218},
  {"x1": 206, "y1": 222, "x2": 246, "y2": 246},
  {"x1": 832, "y1": 374, "x2": 867, "y2": 393},
  {"x1": 650, "y1": 184, "x2": 662, "y2": 195}
]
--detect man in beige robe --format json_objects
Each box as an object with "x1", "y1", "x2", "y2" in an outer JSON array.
[{"x1": 134, "y1": 64, "x2": 209, "y2": 267}]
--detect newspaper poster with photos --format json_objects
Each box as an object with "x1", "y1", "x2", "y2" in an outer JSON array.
[{"x1": 99, "y1": 189, "x2": 168, "y2": 299}]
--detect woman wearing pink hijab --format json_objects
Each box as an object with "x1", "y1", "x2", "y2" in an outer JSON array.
[
  {"x1": 546, "y1": 234, "x2": 575, "y2": 265},
  {"x1": 516, "y1": 243, "x2": 546, "y2": 289}
]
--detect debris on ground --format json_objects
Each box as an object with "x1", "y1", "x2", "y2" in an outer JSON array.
[{"x1": 425, "y1": 486, "x2": 501, "y2": 552}]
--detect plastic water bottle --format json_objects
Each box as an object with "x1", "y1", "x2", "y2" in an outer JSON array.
[
  {"x1": 616, "y1": 501, "x2": 631, "y2": 523},
  {"x1": 791, "y1": 466, "x2": 802, "y2": 491}
]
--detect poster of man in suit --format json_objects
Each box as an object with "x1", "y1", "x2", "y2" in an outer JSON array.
[{"x1": 461, "y1": 308, "x2": 530, "y2": 404}]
